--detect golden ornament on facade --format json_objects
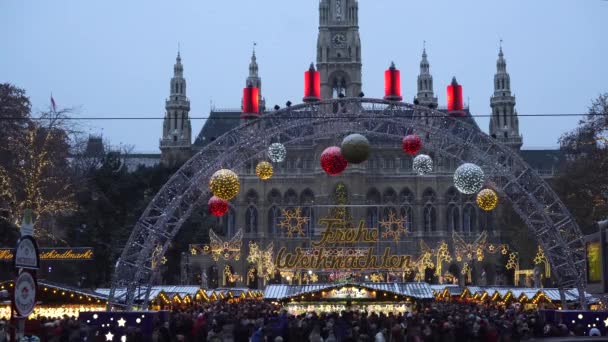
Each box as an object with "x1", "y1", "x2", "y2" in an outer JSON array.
[
  {"x1": 255, "y1": 161, "x2": 274, "y2": 180},
  {"x1": 476, "y1": 188, "x2": 498, "y2": 211},
  {"x1": 209, "y1": 169, "x2": 240, "y2": 200}
]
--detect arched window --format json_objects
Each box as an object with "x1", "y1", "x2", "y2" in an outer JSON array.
[
  {"x1": 246, "y1": 189, "x2": 259, "y2": 205},
  {"x1": 268, "y1": 206, "x2": 280, "y2": 235},
  {"x1": 399, "y1": 188, "x2": 414, "y2": 204},
  {"x1": 463, "y1": 204, "x2": 477, "y2": 233},
  {"x1": 245, "y1": 206, "x2": 258, "y2": 233},
  {"x1": 400, "y1": 206, "x2": 413, "y2": 232},
  {"x1": 424, "y1": 205, "x2": 437, "y2": 232},
  {"x1": 267, "y1": 189, "x2": 282, "y2": 205},
  {"x1": 382, "y1": 188, "x2": 397, "y2": 204},
  {"x1": 447, "y1": 204, "x2": 460, "y2": 232},
  {"x1": 422, "y1": 188, "x2": 436, "y2": 203},
  {"x1": 301, "y1": 189, "x2": 315, "y2": 236},
  {"x1": 225, "y1": 208, "x2": 236, "y2": 236},
  {"x1": 284, "y1": 189, "x2": 298, "y2": 206},
  {"x1": 366, "y1": 207, "x2": 379, "y2": 228}
]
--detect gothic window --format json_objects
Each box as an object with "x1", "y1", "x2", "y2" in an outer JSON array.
[
  {"x1": 225, "y1": 208, "x2": 236, "y2": 236},
  {"x1": 268, "y1": 206, "x2": 280, "y2": 235},
  {"x1": 267, "y1": 189, "x2": 282, "y2": 205},
  {"x1": 422, "y1": 188, "x2": 436, "y2": 203},
  {"x1": 246, "y1": 189, "x2": 259, "y2": 204},
  {"x1": 463, "y1": 204, "x2": 477, "y2": 233},
  {"x1": 424, "y1": 205, "x2": 437, "y2": 232},
  {"x1": 284, "y1": 189, "x2": 298, "y2": 206},
  {"x1": 245, "y1": 206, "x2": 258, "y2": 233},
  {"x1": 446, "y1": 187, "x2": 460, "y2": 202},
  {"x1": 366, "y1": 207, "x2": 379, "y2": 228},
  {"x1": 399, "y1": 188, "x2": 414, "y2": 204},
  {"x1": 366, "y1": 188, "x2": 381, "y2": 204},
  {"x1": 447, "y1": 204, "x2": 460, "y2": 232},
  {"x1": 382, "y1": 188, "x2": 397, "y2": 204},
  {"x1": 400, "y1": 206, "x2": 413, "y2": 232}
]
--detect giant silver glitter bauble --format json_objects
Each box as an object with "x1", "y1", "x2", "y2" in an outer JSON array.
[
  {"x1": 267, "y1": 143, "x2": 287, "y2": 163},
  {"x1": 413, "y1": 154, "x2": 433, "y2": 175},
  {"x1": 340, "y1": 133, "x2": 370, "y2": 164},
  {"x1": 454, "y1": 163, "x2": 485, "y2": 194}
]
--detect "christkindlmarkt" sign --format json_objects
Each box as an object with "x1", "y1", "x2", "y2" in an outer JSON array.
[
  {"x1": 275, "y1": 218, "x2": 412, "y2": 270},
  {"x1": 0, "y1": 247, "x2": 94, "y2": 261}
]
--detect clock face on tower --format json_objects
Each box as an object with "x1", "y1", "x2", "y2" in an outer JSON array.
[{"x1": 332, "y1": 33, "x2": 346, "y2": 48}]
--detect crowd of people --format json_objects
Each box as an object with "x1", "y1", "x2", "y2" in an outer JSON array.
[{"x1": 0, "y1": 300, "x2": 603, "y2": 341}]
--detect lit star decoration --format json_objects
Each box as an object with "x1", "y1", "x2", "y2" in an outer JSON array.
[
  {"x1": 476, "y1": 188, "x2": 498, "y2": 211},
  {"x1": 379, "y1": 211, "x2": 408, "y2": 241},
  {"x1": 117, "y1": 317, "x2": 126, "y2": 327},
  {"x1": 506, "y1": 252, "x2": 519, "y2": 270},
  {"x1": 151, "y1": 245, "x2": 168, "y2": 270},
  {"x1": 370, "y1": 273, "x2": 384, "y2": 282},
  {"x1": 121, "y1": 336, "x2": 127, "y2": 342},
  {"x1": 247, "y1": 241, "x2": 275, "y2": 280},
  {"x1": 413, "y1": 154, "x2": 433, "y2": 175},
  {"x1": 267, "y1": 143, "x2": 287, "y2": 163},
  {"x1": 255, "y1": 161, "x2": 274, "y2": 180},
  {"x1": 201, "y1": 229, "x2": 243, "y2": 261},
  {"x1": 603, "y1": 317, "x2": 608, "y2": 327},
  {"x1": 454, "y1": 163, "x2": 485, "y2": 194},
  {"x1": 278, "y1": 208, "x2": 310, "y2": 237},
  {"x1": 224, "y1": 265, "x2": 242, "y2": 283},
  {"x1": 209, "y1": 169, "x2": 240, "y2": 200},
  {"x1": 105, "y1": 331, "x2": 114, "y2": 341}
]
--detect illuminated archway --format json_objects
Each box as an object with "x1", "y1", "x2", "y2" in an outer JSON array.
[{"x1": 109, "y1": 98, "x2": 586, "y2": 308}]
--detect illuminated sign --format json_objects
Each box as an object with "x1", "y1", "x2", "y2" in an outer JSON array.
[
  {"x1": 587, "y1": 242, "x2": 601, "y2": 283},
  {"x1": 322, "y1": 287, "x2": 375, "y2": 299},
  {"x1": 275, "y1": 218, "x2": 412, "y2": 271},
  {"x1": 0, "y1": 248, "x2": 94, "y2": 261}
]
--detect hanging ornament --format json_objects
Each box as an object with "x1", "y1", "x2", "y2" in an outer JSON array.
[
  {"x1": 208, "y1": 196, "x2": 229, "y2": 217},
  {"x1": 267, "y1": 143, "x2": 287, "y2": 163},
  {"x1": 476, "y1": 188, "x2": 498, "y2": 211},
  {"x1": 413, "y1": 154, "x2": 433, "y2": 175},
  {"x1": 340, "y1": 133, "x2": 370, "y2": 164},
  {"x1": 209, "y1": 169, "x2": 240, "y2": 200},
  {"x1": 320, "y1": 146, "x2": 348, "y2": 176},
  {"x1": 402, "y1": 134, "x2": 422, "y2": 155},
  {"x1": 255, "y1": 161, "x2": 274, "y2": 180},
  {"x1": 454, "y1": 163, "x2": 485, "y2": 194}
]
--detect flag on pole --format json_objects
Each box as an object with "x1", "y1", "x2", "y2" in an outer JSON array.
[{"x1": 50, "y1": 94, "x2": 56, "y2": 112}]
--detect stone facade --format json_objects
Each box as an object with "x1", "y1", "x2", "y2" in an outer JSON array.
[{"x1": 154, "y1": 0, "x2": 563, "y2": 287}]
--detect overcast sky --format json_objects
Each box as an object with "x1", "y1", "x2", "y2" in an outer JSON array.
[{"x1": 1, "y1": 0, "x2": 606, "y2": 152}]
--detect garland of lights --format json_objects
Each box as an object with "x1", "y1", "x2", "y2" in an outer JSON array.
[
  {"x1": 247, "y1": 241, "x2": 275, "y2": 280},
  {"x1": 204, "y1": 229, "x2": 243, "y2": 261}
]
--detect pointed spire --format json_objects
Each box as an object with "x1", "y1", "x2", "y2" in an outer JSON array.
[
  {"x1": 249, "y1": 42, "x2": 259, "y2": 77},
  {"x1": 389, "y1": 61, "x2": 396, "y2": 70},
  {"x1": 451, "y1": 76, "x2": 458, "y2": 86},
  {"x1": 309, "y1": 62, "x2": 316, "y2": 71},
  {"x1": 422, "y1": 40, "x2": 427, "y2": 58}
]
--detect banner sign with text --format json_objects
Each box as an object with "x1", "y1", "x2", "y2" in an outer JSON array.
[{"x1": 1, "y1": 247, "x2": 94, "y2": 261}]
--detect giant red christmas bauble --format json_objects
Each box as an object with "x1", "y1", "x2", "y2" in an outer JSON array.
[
  {"x1": 208, "y1": 196, "x2": 229, "y2": 217},
  {"x1": 320, "y1": 146, "x2": 348, "y2": 176},
  {"x1": 402, "y1": 134, "x2": 422, "y2": 155}
]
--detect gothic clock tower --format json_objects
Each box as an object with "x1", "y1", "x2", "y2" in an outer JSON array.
[{"x1": 316, "y1": 0, "x2": 362, "y2": 99}]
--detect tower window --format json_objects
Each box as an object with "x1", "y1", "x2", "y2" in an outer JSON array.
[{"x1": 337, "y1": 52, "x2": 341, "y2": 58}]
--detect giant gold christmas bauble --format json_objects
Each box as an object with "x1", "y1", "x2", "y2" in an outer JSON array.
[
  {"x1": 255, "y1": 161, "x2": 274, "y2": 180},
  {"x1": 209, "y1": 169, "x2": 240, "y2": 200},
  {"x1": 340, "y1": 133, "x2": 370, "y2": 164},
  {"x1": 476, "y1": 188, "x2": 498, "y2": 211}
]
